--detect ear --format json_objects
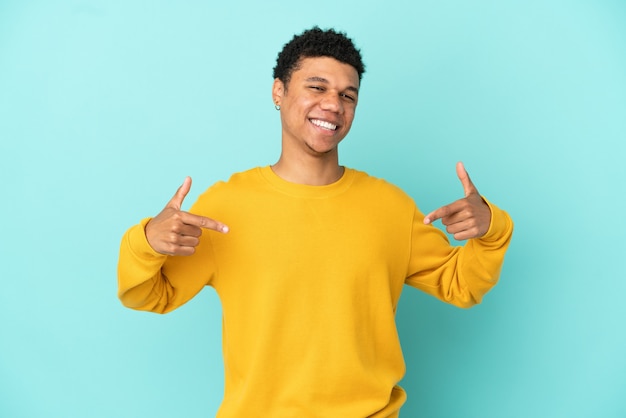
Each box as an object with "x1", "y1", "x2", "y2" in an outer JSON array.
[{"x1": 272, "y1": 78, "x2": 285, "y2": 107}]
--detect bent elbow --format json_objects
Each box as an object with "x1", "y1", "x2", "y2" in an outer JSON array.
[{"x1": 118, "y1": 287, "x2": 170, "y2": 314}]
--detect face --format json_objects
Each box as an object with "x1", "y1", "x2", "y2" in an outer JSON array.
[{"x1": 272, "y1": 56, "x2": 360, "y2": 158}]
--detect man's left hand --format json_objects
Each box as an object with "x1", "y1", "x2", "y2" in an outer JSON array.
[{"x1": 423, "y1": 162, "x2": 492, "y2": 240}]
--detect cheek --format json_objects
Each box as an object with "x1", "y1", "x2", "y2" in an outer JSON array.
[
  {"x1": 287, "y1": 97, "x2": 314, "y2": 116},
  {"x1": 344, "y1": 108, "x2": 356, "y2": 125}
]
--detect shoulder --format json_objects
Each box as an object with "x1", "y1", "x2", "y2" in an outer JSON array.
[
  {"x1": 189, "y1": 167, "x2": 263, "y2": 213},
  {"x1": 201, "y1": 167, "x2": 263, "y2": 194},
  {"x1": 348, "y1": 168, "x2": 414, "y2": 203}
]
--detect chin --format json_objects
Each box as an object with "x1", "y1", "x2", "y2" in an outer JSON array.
[{"x1": 306, "y1": 141, "x2": 341, "y2": 155}]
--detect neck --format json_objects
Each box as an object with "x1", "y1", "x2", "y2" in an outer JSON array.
[{"x1": 272, "y1": 152, "x2": 344, "y2": 186}]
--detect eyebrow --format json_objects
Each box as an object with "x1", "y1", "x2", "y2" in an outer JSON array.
[{"x1": 305, "y1": 76, "x2": 359, "y2": 94}]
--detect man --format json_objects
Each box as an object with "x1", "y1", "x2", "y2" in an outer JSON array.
[{"x1": 118, "y1": 27, "x2": 513, "y2": 417}]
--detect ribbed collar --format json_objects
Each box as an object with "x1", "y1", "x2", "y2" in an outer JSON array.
[{"x1": 257, "y1": 165, "x2": 356, "y2": 199}]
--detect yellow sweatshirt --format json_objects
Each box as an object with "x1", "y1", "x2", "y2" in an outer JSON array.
[{"x1": 118, "y1": 166, "x2": 513, "y2": 417}]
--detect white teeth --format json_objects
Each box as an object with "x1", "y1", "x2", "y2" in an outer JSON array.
[{"x1": 311, "y1": 119, "x2": 337, "y2": 131}]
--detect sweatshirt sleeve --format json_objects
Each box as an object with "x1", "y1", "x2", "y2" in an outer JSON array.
[
  {"x1": 117, "y1": 217, "x2": 216, "y2": 313},
  {"x1": 405, "y1": 198, "x2": 514, "y2": 308}
]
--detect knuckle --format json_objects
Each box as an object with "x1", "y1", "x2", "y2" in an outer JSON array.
[{"x1": 165, "y1": 243, "x2": 177, "y2": 255}]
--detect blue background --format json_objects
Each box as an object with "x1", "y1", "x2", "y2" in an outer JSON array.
[{"x1": 1, "y1": 1, "x2": 625, "y2": 417}]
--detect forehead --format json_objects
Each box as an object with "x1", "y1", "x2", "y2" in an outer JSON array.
[{"x1": 292, "y1": 56, "x2": 360, "y2": 88}]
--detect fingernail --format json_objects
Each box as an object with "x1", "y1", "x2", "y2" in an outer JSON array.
[
  {"x1": 423, "y1": 217, "x2": 431, "y2": 225},
  {"x1": 222, "y1": 225, "x2": 229, "y2": 233}
]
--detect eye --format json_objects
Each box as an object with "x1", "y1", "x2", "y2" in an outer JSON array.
[
  {"x1": 341, "y1": 93, "x2": 356, "y2": 102},
  {"x1": 309, "y1": 85, "x2": 324, "y2": 92}
]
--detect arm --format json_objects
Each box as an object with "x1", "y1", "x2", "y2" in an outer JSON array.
[
  {"x1": 406, "y1": 163, "x2": 514, "y2": 307},
  {"x1": 117, "y1": 177, "x2": 228, "y2": 313}
]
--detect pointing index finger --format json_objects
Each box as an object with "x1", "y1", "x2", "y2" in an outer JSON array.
[
  {"x1": 181, "y1": 211, "x2": 230, "y2": 233},
  {"x1": 423, "y1": 206, "x2": 446, "y2": 225}
]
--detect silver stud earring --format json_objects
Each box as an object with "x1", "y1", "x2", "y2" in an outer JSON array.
[{"x1": 275, "y1": 104, "x2": 280, "y2": 111}]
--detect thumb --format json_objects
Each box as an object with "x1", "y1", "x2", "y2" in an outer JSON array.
[
  {"x1": 456, "y1": 161, "x2": 477, "y2": 197},
  {"x1": 167, "y1": 176, "x2": 192, "y2": 210}
]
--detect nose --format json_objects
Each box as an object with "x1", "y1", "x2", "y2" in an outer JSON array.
[{"x1": 320, "y1": 92, "x2": 343, "y2": 114}]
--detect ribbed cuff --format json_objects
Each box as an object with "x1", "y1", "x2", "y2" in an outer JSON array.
[{"x1": 480, "y1": 198, "x2": 513, "y2": 242}]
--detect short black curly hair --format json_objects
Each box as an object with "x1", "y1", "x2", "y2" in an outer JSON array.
[{"x1": 273, "y1": 27, "x2": 365, "y2": 87}]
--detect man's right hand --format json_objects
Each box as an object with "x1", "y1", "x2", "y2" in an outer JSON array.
[{"x1": 145, "y1": 177, "x2": 229, "y2": 256}]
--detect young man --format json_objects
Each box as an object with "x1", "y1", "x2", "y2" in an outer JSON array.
[{"x1": 118, "y1": 27, "x2": 513, "y2": 417}]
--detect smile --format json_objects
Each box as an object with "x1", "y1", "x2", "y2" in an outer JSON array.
[{"x1": 310, "y1": 119, "x2": 338, "y2": 131}]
